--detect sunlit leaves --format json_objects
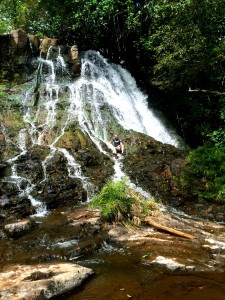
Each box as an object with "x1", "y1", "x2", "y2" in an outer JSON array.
[{"x1": 180, "y1": 144, "x2": 225, "y2": 202}]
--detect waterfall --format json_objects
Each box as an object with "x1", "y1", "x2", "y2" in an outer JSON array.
[
  {"x1": 2, "y1": 48, "x2": 182, "y2": 215},
  {"x1": 68, "y1": 50, "x2": 181, "y2": 191},
  {"x1": 72, "y1": 50, "x2": 180, "y2": 147}
]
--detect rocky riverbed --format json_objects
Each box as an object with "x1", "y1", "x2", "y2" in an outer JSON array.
[{"x1": 1, "y1": 203, "x2": 225, "y2": 299}]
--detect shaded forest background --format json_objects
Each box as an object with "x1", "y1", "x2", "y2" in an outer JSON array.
[{"x1": 1, "y1": 0, "x2": 225, "y2": 202}]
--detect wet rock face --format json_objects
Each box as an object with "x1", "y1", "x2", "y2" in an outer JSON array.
[
  {"x1": 34, "y1": 151, "x2": 87, "y2": 208},
  {"x1": 76, "y1": 149, "x2": 114, "y2": 189},
  {"x1": 16, "y1": 152, "x2": 44, "y2": 181},
  {"x1": 0, "y1": 192, "x2": 33, "y2": 222},
  {"x1": 123, "y1": 132, "x2": 189, "y2": 203},
  {"x1": 38, "y1": 176, "x2": 87, "y2": 209}
]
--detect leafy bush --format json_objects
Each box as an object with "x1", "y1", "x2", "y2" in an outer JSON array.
[
  {"x1": 179, "y1": 144, "x2": 225, "y2": 202},
  {"x1": 89, "y1": 179, "x2": 132, "y2": 222},
  {"x1": 89, "y1": 179, "x2": 159, "y2": 223}
]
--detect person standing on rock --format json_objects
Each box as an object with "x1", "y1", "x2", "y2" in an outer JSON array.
[{"x1": 109, "y1": 134, "x2": 124, "y2": 156}]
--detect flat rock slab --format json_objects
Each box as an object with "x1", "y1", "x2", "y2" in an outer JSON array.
[
  {"x1": 4, "y1": 219, "x2": 36, "y2": 238},
  {"x1": 0, "y1": 262, "x2": 94, "y2": 299}
]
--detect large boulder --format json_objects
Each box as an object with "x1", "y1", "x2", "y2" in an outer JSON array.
[
  {"x1": 28, "y1": 34, "x2": 41, "y2": 54},
  {"x1": 123, "y1": 131, "x2": 189, "y2": 205},
  {"x1": 40, "y1": 37, "x2": 58, "y2": 54},
  {"x1": 0, "y1": 263, "x2": 94, "y2": 299},
  {"x1": 11, "y1": 29, "x2": 28, "y2": 49}
]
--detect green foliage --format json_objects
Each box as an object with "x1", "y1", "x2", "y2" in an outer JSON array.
[
  {"x1": 180, "y1": 144, "x2": 225, "y2": 202},
  {"x1": 0, "y1": 0, "x2": 43, "y2": 33},
  {"x1": 141, "y1": 0, "x2": 225, "y2": 92},
  {"x1": 0, "y1": 16, "x2": 12, "y2": 34},
  {"x1": 140, "y1": 198, "x2": 159, "y2": 217},
  {"x1": 90, "y1": 179, "x2": 133, "y2": 222},
  {"x1": 208, "y1": 97, "x2": 225, "y2": 147},
  {"x1": 89, "y1": 179, "x2": 159, "y2": 223}
]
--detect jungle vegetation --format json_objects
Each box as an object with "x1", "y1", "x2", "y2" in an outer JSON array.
[{"x1": 1, "y1": 0, "x2": 225, "y2": 202}]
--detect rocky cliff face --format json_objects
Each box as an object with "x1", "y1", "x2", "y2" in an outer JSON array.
[
  {"x1": 0, "y1": 29, "x2": 81, "y2": 83},
  {"x1": 123, "y1": 132, "x2": 189, "y2": 205}
]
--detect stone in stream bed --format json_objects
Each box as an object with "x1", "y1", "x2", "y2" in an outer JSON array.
[
  {"x1": 0, "y1": 262, "x2": 94, "y2": 299},
  {"x1": 4, "y1": 218, "x2": 37, "y2": 238}
]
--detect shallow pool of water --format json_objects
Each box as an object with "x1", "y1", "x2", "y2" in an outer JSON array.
[{"x1": 55, "y1": 246, "x2": 225, "y2": 300}]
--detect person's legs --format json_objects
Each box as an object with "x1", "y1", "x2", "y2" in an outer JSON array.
[
  {"x1": 121, "y1": 144, "x2": 124, "y2": 154},
  {"x1": 116, "y1": 146, "x2": 121, "y2": 154},
  {"x1": 113, "y1": 147, "x2": 117, "y2": 154}
]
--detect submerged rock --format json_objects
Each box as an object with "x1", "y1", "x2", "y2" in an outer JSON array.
[
  {"x1": 0, "y1": 262, "x2": 94, "y2": 299},
  {"x1": 151, "y1": 255, "x2": 186, "y2": 271}
]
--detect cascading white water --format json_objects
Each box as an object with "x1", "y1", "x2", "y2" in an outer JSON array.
[
  {"x1": 5, "y1": 128, "x2": 47, "y2": 216},
  {"x1": 21, "y1": 46, "x2": 93, "y2": 204},
  {"x1": 71, "y1": 50, "x2": 181, "y2": 147},
  {"x1": 2, "y1": 47, "x2": 74, "y2": 216},
  {"x1": 68, "y1": 50, "x2": 182, "y2": 185}
]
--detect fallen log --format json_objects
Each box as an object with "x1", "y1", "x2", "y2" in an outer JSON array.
[{"x1": 145, "y1": 217, "x2": 196, "y2": 239}]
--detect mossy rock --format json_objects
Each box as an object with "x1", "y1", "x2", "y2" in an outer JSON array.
[{"x1": 55, "y1": 128, "x2": 93, "y2": 150}]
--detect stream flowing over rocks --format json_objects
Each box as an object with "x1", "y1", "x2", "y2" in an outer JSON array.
[{"x1": 0, "y1": 30, "x2": 225, "y2": 299}]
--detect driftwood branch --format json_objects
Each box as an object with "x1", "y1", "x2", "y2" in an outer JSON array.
[
  {"x1": 188, "y1": 87, "x2": 225, "y2": 96},
  {"x1": 145, "y1": 217, "x2": 196, "y2": 239}
]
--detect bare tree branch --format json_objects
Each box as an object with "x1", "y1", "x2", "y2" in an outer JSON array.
[{"x1": 188, "y1": 87, "x2": 225, "y2": 96}]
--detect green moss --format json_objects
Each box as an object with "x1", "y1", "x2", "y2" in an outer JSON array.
[
  {"x1": 54, "y1": 127, "x2": 91, "y2": 150},
  {"x1": 57, "y1": 96, "x2": 70, "y2": 107},
  {"x1": 2, "y1": 112, "x2": 24, "y2": 131}
]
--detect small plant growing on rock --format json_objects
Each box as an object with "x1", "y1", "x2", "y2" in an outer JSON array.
[
  {"x1": 89, "y1": 179, "x2": 132, "y2": 222},
  {"x1": 89, "y1": 179, "x2": 159, "y2": 224}
]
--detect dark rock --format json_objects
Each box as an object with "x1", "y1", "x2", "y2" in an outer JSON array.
[
  {"x1": 0, "y1": 195, "x2": 33, "y2": 221},
  {"x1": 4, "y1": 218, "x2": 37, "y2": 238},
  {"x1": 0, "y1": 163, "x2": 11, "y2": 177},
  {"x1": 123, "y1": 131, "x2": 188, "y2": 203},
  {"x1": 16, "y1": 153, "x2": 44, "y2": 181}
]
